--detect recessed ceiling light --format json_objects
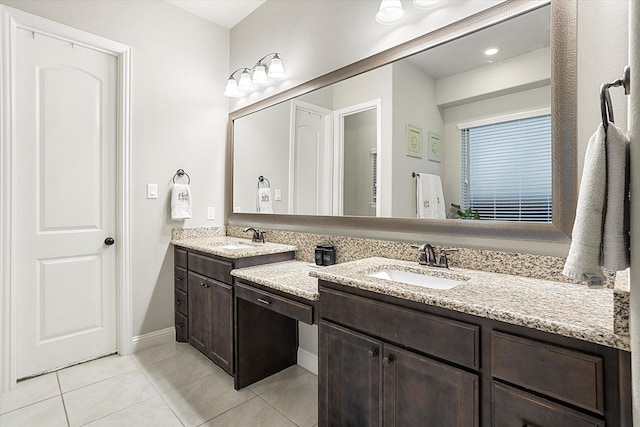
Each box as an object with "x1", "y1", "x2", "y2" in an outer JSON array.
[{"x1": 483, "y1": 47, "x2": 501, "y2": 56}]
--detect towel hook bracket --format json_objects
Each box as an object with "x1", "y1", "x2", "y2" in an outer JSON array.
[
  {"x1": 600, "y1": 65, "x2": 631, "y2": 131},
  {"x1": 173, "y1": 169, "x2": 191, "y2": 184}
]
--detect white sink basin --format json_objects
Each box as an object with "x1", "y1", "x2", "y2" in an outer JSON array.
[
  {"x1": 368, "y1": 269, "x2": 464, "y2": 290},
  {"x1": 217, "y1": 241, "x2": 258, "y2": 250}
]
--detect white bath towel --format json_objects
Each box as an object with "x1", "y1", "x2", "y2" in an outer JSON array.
[
  {"x1": 171, "y1": 183, "x2": 192, "y2": 220},
  {"x1": 601, "y1": 123, "x2": 630, "y2": 271},
  {"x1": 257, "y1": 187, "x2": 273, "y2": 213},
  {"x1": 416, "y1": 173, "x2": 446, "y2": 219},
  {"x1": 563, "y1": 125, "x2": 607, "y2": 282}
]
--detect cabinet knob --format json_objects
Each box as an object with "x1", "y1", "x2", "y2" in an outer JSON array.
[
  {"x1": 382, "y1": 356, "x2": 394, "y2": 367},
  {"x1": 176, "y1": 277, "x2": 183, "y2": 281},
  {"x1": 177, "y1": 323, "x2": 183, "y2": 329},
  {"x1": 368, "y1": 350, "x2": 378, "y2": 359},
  {"x1": 176, "y1": 300, "x2": 182, "y2": 305},
  {"x1": 201, "y1": 282, "x2": 210, "y2": 288}
]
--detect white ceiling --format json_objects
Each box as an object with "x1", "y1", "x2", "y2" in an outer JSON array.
[{"x1": 165, "y1": 0, "x2": 266, "y2": 29}]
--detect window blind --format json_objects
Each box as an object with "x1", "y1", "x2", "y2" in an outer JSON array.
[{"x1": 461, "y1": 114, "x2": 552, "y2": 222}]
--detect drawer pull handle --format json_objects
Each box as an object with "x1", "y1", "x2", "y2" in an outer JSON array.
[
  {"x1": 368, "y1": 350, "x2": 378, "y2": 359},
  {"x1": 176, "y1": 277, "x2": 183, "y2": 281},
  {"x1": 176, "y1": 300, "x2": 182, "y2": 305},
  {"x1": 257, "y1": 298, "x2": 271, "y2": 305},
  {"x1": 382, "y1": 356, "x2": 394, "y2": 367}
]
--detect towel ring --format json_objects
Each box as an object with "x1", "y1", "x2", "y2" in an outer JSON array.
[
  {"x1": 258, "y1": 175, "x2": 270, "y2": 188},
  {"x1": 173, "y1": 169, "x2": 191, "y2": 184},
  {"x1": 600, "y1": 66, "x2": 631, "y2": 132}
]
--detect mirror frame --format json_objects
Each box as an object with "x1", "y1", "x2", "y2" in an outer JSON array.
[{"x1": 226, "y1": 0, "x2": 576, "y2": 243}]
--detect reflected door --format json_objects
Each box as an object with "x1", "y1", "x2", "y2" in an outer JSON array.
[
  {"x1": 15, "y1": 29, "x2": 118, "y2": 378},
  {"x1": 289, "y1": 101, "x2": 332, "y2": 215}
]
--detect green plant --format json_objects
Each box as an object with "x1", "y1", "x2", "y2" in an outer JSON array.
[{"x1": 457, "y1": 208, "x2": 479, "y2": 220}]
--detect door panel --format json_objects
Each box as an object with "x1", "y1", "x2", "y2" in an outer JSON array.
[{"x1": 15, "y1": 28, "x2": 118, "y2": 378}]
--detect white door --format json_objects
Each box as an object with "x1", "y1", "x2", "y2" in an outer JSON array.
[
  {"x1": 289, "y1": 101, "x2": 333, "y2": 215},
  {"x1": 15, "y1": 28, "x2": 118, "y2": 379}
]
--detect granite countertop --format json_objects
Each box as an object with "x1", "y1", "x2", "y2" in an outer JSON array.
[
  {"x1": 171, "y1": 236, "x2": 296, "y2": 259},
  {"x1": 231, "y1": 260, "x2": 320, "y2": 301},
  {"x1": 309, "y1": 257, "x2": 630, "y2": 351}
]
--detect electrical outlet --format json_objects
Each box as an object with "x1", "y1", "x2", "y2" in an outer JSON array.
[
  {"x1": 274, "y1": 189, "x2": 282, "y2": 201},
  {"x1": 207, "y1": 207, "x2": 215, "y2": 220},
  {"x1": 147, "y1": 184, "x2": 158, "y2": 199}
]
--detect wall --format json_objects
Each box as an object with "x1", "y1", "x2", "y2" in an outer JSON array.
[
  {"x1": 343, "y1": 110, "x2": 377, "y2": 216},
  {"x1": 0, "y1": 0, "x2": 230, "y2": 340},
  {"x1": 233, "y1": 101, "x2": 291, "y2": 214},
  {"x1": 392, "y1": 60, "x2": 443, "y2": 218}
]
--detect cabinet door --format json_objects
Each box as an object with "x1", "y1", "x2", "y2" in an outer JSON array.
[
  {"x1": 383, "y1": 343, "x2": 478, "y2": 427},
  {"x1": 207, "y1": 279, "x2": 233, "y2": 374},
  {"x1": 187, "y1": 272, "x2": 209, "y2": 354},
  {"x1": 319, "y1": 321, "x2": 381, "y2": 427}
]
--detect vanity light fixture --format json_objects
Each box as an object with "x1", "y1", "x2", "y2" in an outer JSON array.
[
  {"x1": 224, "y1": 53, "x2": 286, "y2": 97},
  {"x1": 375, "y1": 0, "x2": 405, "y2": 25},
  {"x1": 483, "y1": 47, "x2": 501, "y2": 56}
]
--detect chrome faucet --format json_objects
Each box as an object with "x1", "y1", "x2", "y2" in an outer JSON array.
[
  {"x1": 243, "y1": 227, "x2": 266, "y2": 243},
  {"x1": 412, "y1": 243, "x2": 458, "y2": 268}
]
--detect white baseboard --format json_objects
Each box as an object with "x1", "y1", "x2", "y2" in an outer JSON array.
[
  {"x1": 130, "y1": 327, "x2": 175, "y2": 354},
  {"x1": 297, "y1": 348, "x2": 318, "y2": 375}
]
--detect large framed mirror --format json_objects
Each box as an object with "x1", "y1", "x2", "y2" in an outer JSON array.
[{"x1": 226, "y1": 0, "x2": 576, "y2": 243}]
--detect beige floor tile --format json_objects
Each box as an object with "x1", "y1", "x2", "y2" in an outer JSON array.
[
  {"x1": 131, "y1": 342, "x2": 197, "y2": 368},
  {"x1": 0, "y1": 373, "x2": 60, "y2": 415},
  {"x1": 260, "y1": 370, "x2": 318, "y2": 427},
  {"x1": 138, "y1": 348, "x2": 221, "y2": 393},
  {"x1": 161, "y1": 369, "x2": 255, "y2": 427},
  {"x1": 83, "y1": 396, "x2": 182, "y2": 427},
  {"x1": 0, "y1": 396, "x2": 68, "y2": 427},
  {"x1": 249, "y1": 365, "x2": 309, "y2": 395},
  {"x1": 63, "y1": 371, "x2": 157, "y2": 426},
  {"x1": 202, "y1": 396, "x2": 297, "y2": 427},
  {"x1": 57, "y1": 355, "x2": 138, "y2": 392}
]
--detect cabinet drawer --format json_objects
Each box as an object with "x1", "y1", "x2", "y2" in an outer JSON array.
[
  {"x1": 175, "y1": 289, "x2": 188, "y2": 316},
  {"x1": 236, "y1": 282, "x2": 313, "y2": 324},
  {"x1": 188, "y1": 252, "x2": 233, "y2": 284},
  {"x1": 175, "y1": 266, "x2": 187, "y2": 292},
  {"x1": 491, "y1": 331, "x2": 604, "y2": 414},
  {"x1": 492, "y1": 382, "x2": 604, "y2": 427},
  {"x1": 175, "y1": 247, "x2": 187, "y2": 268},
  {"x1": 175, "y1": 311, "x2": 188, "y2": 343},
  {"x1": 321, "y1": 288, "x2": 479, "y2": 369}
]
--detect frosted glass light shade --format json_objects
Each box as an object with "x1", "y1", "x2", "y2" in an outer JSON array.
[
  {"x1": 413, "y1": 0, "x2": 442, "y2": 9},
  {"x1": 252, "y1": 64, "x2": 269, "y2": 85},
  {"x1": 267, "y1": 56, "x2": 286, "y2": 79},
  {"x1": 375, "y1": 0, "x2": 405, "y2": 25},
  {"x1": 238, "y1": 69, "x2": 254, "y2": 91},
  {"x1": 223, "y1": 78, "x2": 241, "y2": 97}
]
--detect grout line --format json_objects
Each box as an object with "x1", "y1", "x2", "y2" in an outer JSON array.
[
  {"x1": 56, "y1": 372, "x2": 71, "y2": 427},
  {"x1": 195, "y1": 395, "x2": 260, "y2": 427},
  {"x1": 75, "y1": 395, "x2": 159, "y2": 427},
  {"x1": 257, "y1": 394, "x2": 303, "y2": 427}
]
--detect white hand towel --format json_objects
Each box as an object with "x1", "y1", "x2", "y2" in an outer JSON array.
[
  {"x1": 171, "y1": 183, "x2": 192, "y2": 220},
  {"x1": 602, "y1": 123, "x2": 630, "y2": 271},
  {"x1": 257, "y1": 187, "x2": 273, "y2": 213},
  {"x1": 416, "y1": 173, "x2": 446, "y2": 219},
  {"x1": 563, "y1": 125, "x2": 607, "y2": 282}
]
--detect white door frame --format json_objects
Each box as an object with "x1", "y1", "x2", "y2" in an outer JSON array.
[
  {"x1": 0, "y1": 5, "x2": 132, "y2": 392},
  {"x1": 332, "y1": 99, "x2": 382, "y2": 216}
]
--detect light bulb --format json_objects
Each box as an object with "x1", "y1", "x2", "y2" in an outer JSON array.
[
  {"x1": 252, "y1": 64, "x2": 269, "y2": 85},
  {"x1": 483, "y1": 47, "x2": 501, "y2": 56},
  {"x1": 223, "y1": 77, "x2": 241, "y2": 97},
  {"x1": 375, "y1": 0, "x2": 405, "y2": 25},
  {"x1": 238, "y1": 69, "x2": 254, "y2": 91},
  {"x1": 267, "y1": 55, "x2": 286, "y2": 79}
]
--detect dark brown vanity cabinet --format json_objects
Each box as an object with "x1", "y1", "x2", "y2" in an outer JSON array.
[
  {"x1": 319, "y1": 287, "x2": 479, "y2": 427},
  {"x1": 173, "y1": 245, "x2": 295, "y2": 376},
  {"x1": 319, "y1": 281, "x2": 632, "y2": 427}
]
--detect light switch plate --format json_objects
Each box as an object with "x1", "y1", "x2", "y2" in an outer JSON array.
[
  {"x1": 274, "y1": 189, "x2": 282, "y2": 201},
  {"x1": 207, "y1": 207, "x2": 215, "y2": 220},
  {"x1": 147, "y1": 183, "x2": 158, "y2": 199}
]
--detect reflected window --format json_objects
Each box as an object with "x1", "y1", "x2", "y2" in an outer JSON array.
[{"x1": 460, "y1": 113, "x2": 552, "y2": 222}]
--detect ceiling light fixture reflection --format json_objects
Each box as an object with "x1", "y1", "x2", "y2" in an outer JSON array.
[
  {"x1": 375, "y1": 0, "x2": 405, "y2": 25},
  {"x1": 412, "y1": 0, "x2": 442, "y2": 9},
  {"x1": 224, "y1": 53, "x2": 286, "y2": 98},
  {"x1": 483, "y1": 47, "x2": 501, "y2": 56}
]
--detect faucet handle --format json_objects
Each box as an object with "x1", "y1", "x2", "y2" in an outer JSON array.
[{"x1": 437, "y1": 248, "x2": 459, "y2": 269}]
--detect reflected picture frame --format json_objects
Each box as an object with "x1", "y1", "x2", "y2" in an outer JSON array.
[
  {"x1": 428, "y1": 132, "x2": 441, "y2": 162},
  {"x1": 406, "y1": 124, "x2": 423, "y2": 158}
]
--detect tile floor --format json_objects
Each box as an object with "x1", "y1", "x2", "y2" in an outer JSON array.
[{"x1": 0, "y1": 342, "x2": 318, "y2": 427}]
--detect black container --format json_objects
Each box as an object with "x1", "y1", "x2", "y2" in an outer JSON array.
[
  {"x1": 314, "y1": 246, "x2": 324, "y2": 266},
  {"x1": 322, "y1": 246, "x2": 336, "y2": 266}
]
